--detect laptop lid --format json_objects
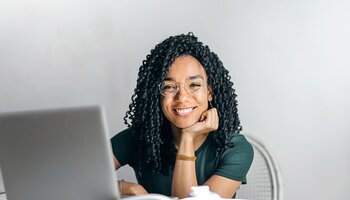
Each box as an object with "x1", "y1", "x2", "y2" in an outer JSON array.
[{"x1": 0, "y1": 105, "x2": 120, "y2": 200}]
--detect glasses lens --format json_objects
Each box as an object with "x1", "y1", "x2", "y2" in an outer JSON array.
[
  {"x1": 159, "y1": 81, "x2": 178, "y2": 96},
  {"x1": 185, "y1": 79, "x2": 205, "y2": 95}
]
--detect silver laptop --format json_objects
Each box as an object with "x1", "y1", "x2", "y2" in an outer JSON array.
[{"x1": 0, "y1": 105, "x2": 120, "y2": 200}]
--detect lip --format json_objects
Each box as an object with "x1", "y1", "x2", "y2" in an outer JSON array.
[{"x1": 173, "y1": 107, "x2": 196, "y2": 116}]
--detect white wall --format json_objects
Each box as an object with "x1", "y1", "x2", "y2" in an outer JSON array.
[{"x1": 1, "y1": 0, "x2": 349, "y2": 199}]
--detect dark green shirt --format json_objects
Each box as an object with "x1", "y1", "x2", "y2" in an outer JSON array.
[{"x1": 111, "y1": 128, "x2": 253, "y2": 196}]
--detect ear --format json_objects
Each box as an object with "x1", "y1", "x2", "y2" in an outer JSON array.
[{"x1": 207, "y1": 85, "x2": 213, "y2": 101}]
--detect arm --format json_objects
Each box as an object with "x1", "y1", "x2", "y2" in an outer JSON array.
[
  {"x1": 171, "y1": 134, "x2": 197, "y2": 198},
  {"x1": 204, "y1": 175, "x2": 241, "y2": 198},
  {"x1": 171, "y1": 108, "x2": 219, "y2": 198},
  {"x1": 111, "y1": 129, "x2": 148, "y2": 195},
  {"x1": 205, "y1": 134, "x2": 254, "y2": 198},
  {"x1": 114, "y1": 156, "x2": 148, "y2": 195},
  {"x1": 172, "y1": 155, "x2": 242, "y2": 198}
]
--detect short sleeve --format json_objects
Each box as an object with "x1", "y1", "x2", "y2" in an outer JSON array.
[
  {"x1": 214, "y1": 133, "x2": 254, "y2": 184},
  {"x1": 110, "y1": 128, "x2": 134, "y2": 166}
]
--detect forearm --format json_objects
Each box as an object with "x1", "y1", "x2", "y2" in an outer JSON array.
[
  {"x1": 171, "y1": 136, "x2": 198, "y2": 198},
  {"x1": 119, "y1": 180, "x2": 148, "y2": 195},
  {"x1": 114, "y1": 156, "x2": 148, "y2": 195}
]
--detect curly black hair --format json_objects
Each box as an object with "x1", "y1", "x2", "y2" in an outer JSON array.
[{"x1": 124, "y1": 32, "x2": 241, "y2": 175}]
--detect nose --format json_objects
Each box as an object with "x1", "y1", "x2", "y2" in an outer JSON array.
[{"x1": 174, "y1": 84, "x2": 190, "y2": 102}]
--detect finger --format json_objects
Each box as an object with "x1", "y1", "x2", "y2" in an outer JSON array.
[
  {"x1": 200, "y1": 110, "x2": 208, "y2": 122},
  {"x1": 210, "y1": 109, "x2": 217, "y2": 129},
  {"x1": 213, "y1": 108, "x2": 219, "y2": 130},
  {"x1": 207, "y1": 108, "x2": 218, "y2": 130},
  {"x1": 203, "y1": 109, "x2": 214, "y2": 130}
]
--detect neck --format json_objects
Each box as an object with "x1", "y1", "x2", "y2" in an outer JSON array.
[{"x1": 171, "y1": 125, "x2": 209, "y2": 151}]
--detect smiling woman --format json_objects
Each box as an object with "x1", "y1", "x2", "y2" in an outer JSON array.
[{"x1": 111, "y1": 33, "x2": 254, "y2": 199}]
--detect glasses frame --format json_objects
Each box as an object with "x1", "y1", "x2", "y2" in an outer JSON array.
[{"x1": 158, "y1": 78, "x2": 208, "y2": 97}]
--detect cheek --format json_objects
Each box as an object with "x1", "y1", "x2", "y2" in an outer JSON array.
[
  {"x1": 160, "y1": 98, "x2": 171, "y2": 114},
  {"x1": 196, "y1": 93, "x2": 210, "y2": 105}
]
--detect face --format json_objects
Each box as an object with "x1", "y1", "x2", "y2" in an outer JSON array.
[{"x1": 161, "y1": 55, "x2": 212, "y2": 129}]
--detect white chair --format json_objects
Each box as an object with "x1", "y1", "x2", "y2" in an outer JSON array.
[
  {"x1": 235, "y1": 134, "x2": 283, "y2": 200},
  {"x1": 0, "y1": 169, "x2": 5, "y2": 199}
]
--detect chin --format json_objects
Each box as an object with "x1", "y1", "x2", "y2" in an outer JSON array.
[
  {"x1": 175, "y1": 124, "x2": 192, "y2": 129},
  {"x1": 172, "y1": 120, "x2": 197, "y2": 129}
]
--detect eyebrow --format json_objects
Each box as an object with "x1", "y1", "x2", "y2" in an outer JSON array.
[{"x1": 163, "y1": 75, "x2": 204, "y2": 81}]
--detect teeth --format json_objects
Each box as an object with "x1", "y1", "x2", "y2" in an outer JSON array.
[{"x1": 175, "y1": 108, "x2": 193, "y2": 114}]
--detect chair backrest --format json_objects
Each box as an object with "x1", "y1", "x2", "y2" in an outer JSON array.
[
  {"x1": 0, "y1": 169, "x2": 5, "y2": 200},
  {"x1": 0, "y1": 169, "x2": 4, "y2": 194},
  {"x1": 235, "y1": 134, "x2": 283, "y2": 200}
]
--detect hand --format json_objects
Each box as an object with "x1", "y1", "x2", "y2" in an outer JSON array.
[
  {"x1": 182, "y1": 108, "x2": 219, "y2": 139},
  {"x1": 121, "y1": 181, "x2": 148, "y2": 195}
]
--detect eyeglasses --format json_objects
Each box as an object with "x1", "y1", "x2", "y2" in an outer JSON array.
[{"x1": 159, "y1": 78, "x2": 207, "y2": 97}]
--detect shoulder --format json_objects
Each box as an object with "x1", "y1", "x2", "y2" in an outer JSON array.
[
  {"x1": 214, "y1": 132, "x2": 254, "y2": 182},
  {"x1": 111, "y1": 127, "x2": 134, "y2": 142},
  {"x1": 110, "y1": 128, "x2": 135, "y2": 166},
  {"x1": 231, "y1": 133, "x2": 253, "y2": 151},
  {"x1": 221, "y1": 133, "x2": 254, "y2": 161}
]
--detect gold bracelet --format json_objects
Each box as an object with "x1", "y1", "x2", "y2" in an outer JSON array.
[
  {"x1": 118, "y1": 179, "x2": 125, "y2": 194},
  {"x1": 176, "y1": 153, "x2": 196, "y2": 161}
]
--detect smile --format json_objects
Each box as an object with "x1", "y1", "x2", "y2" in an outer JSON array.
[{"x1": 173, "y1": 107, "x2": 195, "y2": 116}]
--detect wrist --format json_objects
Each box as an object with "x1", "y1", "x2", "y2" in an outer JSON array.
[
  {"x1": 177, "y1": 135, "x2": 195, "y2": 156},
  {"x1": 180, "y1": 130, "x2": 194, "y2": 141},
  {"x1": 176, "y1": 153, "x2": 196, "y2": 161},
  {"x1": 118, "y1": 179, "x2": 125, "y2": 194}
]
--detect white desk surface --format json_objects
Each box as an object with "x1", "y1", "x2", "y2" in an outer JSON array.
[{"x1": 0, "y1": 193, "x2": 243, "y2": 200}]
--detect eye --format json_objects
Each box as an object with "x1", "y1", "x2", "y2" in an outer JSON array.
[
  {"x1": 188, "y1": 82, "x2": 202, "y2": 90},
  {"x1": 162, "y1": 83, "x2": 177, "y2": 91}
]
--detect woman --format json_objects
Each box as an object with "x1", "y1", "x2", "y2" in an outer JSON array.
[{"x1": 111, "y1": 33, "x2": 253, "y2": 199}]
